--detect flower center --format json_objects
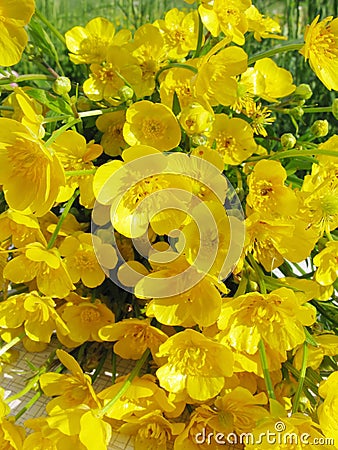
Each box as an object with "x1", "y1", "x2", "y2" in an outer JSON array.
[
  {"x1": 141, "y1": 118, "x2": 166, "y2": 139},
  {"x1": 321, "y1": 193, "x2": 338, "y2": 216},
  {"x1": 80, "y1": 307, "x2": 101, "y2": 323},
  {"x1": 8, "y1": 138, "x2": 48, "y2": 183}
]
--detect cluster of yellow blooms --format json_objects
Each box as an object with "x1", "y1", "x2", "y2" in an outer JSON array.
[{"x1": 0, "y1": 0, "x2": 338, "y2": 449}]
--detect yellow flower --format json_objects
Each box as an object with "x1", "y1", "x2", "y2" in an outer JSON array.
[
  {"x1": 0, "y1": 291, "x2": 68, "y2": 343},
  {"x1": 127, "y1": 23, "x2": 168, "y2": 97},
  {"x1": 294, "y1": 333, "x2": 338, "y2": 371},
  {"x1": 199, "y1": 0, "x2": 250, "y2": 44},
  {"x1": 3, "y1": 243, "x2": 74, "y2": 298},
  {"x1": 156, "y1": 329, "x2": 234, "y2": 401},
  {"x1": 51, "y1": 130, "x2": 102, "y2": 208},
  {"x1": 57, "y1": 294, "x2": 115, "y2": 345},
  {"x1": 242, "y1": 99, "x2": 276, "y2": 136},
  {"x1": 241, "y1": 58, "x2": 296, "y2": 102},
  {"x1": 245, "y1": 5, "x2": 285, "y2": 41},
  {"x1": 39, "y1": 349, "x2": 101, "y2": 413},
  {"x1": 118, "y1": 410, "x2": 185, "y2": 450},
  {"x1": 83, "y1": 46, "x2": 142, "y2": 102},
  {"x1": 195, "y1": 46, "x2": 248, "y2": 107},
  {"x1": 178, "y1": 102, "x2": 214, "y2": 136},
  {"x1": 313, "y1": 241, "x2": 338, "y2": 286},
  {"x1": 98, "y1": 374, "x2": 176, "y2": 420},
  {"x1": 59, "y1": 232, "x2": 112, "y2": 288},
  {"x1": 318, "y1": 372, "x2": 338, "y2": 444},
  {"x1": 0, "y1": 388, "x2": 25, "y2": 449},
  {"x1": 300, "y1": 15, "x2": 338, "y2": 91},
  {"x1": 218, "y1": 288, "x2": 316, "y2": 357},
  {"x1": 0, "y1": 0, "x2": 35, "y2": 66},
  {"x1": 159, "y1": 64, "x2": 196, "y2": 109},
  {"x1": 65, "y1": 17, "x2": 131, "y2": 64},
  {"x1": 246, "y1": 160, "x2": 298, "y2": 217},
  {"x1": 154, "y1": 8, "x2": 200, "y2": 58},
  {"x1": 123, "y1": 100, "x2": 181, "y2": 151},
  {"x1": 99, "y1": 318, "x2": 168, "y2": 361},
  {"x1": 0, "y1": 209, "x2": 46, "y2": 247},
  {"x1": 96, "y1": 110, "x2": 127, "y2": 156},
  {"x1": 208, "y1": 114, "x2": 257, "y2": 165},
  {"x1": 24, "y1": 405, "x2": 111, "y2": 450},
  {"x1": 0, "y1": 118, "x2": 65, "y2": 216}
]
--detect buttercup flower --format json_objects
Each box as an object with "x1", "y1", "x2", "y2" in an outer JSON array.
[
  {"x1": 245, "y1": 5, "x2": 285, "y2": 41},
  {"x1": 96, "y1": 110, "x2": 127, "y2": 156},
  {"x1": 0, "y1": 387, "x2": 25, "y2": 449},
  {"x1": 0, "y1": 0, "x2": 35, "y2": 66},
  {"x1": 123, "y1": 100, "x2": 181, "y2": 151},
  {"x1": 156, "y1": 329, "x2": 234, "y2": 401},
  {"x1": 314, "y1": 241, "x2": 338, "y2": 286},
  {"x1": 300, "y1": 15, "x2": 338, "y2": 91}
]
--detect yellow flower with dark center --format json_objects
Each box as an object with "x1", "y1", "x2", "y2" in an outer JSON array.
[
  {"x1": 217, "y1": 288, "x2": 316, "y2": 357},
  {"x1": 99, "y1": 318, "x2": 168, "y2": 361},
  {"x1": 123, "y1": 100, "x2": 181, "y2": 151},
  {"x1": 154, "y1": 8, "x2": 200, "y2": 58},
  {"x1": 300, "y1": 15, "x2": 338, "y2": 91},
  {"x1": 51, "y1": 130, "x2": 102, "y2": 209},
  {"x1": 0, "y1": 118, "x2": 65, "y2": 216},
  {"x1": 96, "y1": 110, "x2": 127, "y2": 156},
  {"x1": 156, "y1": 329, "x2": 234, "y2": 401},
  {"x1": 246, "y1": 160, "x2": 299, "y2": 217},
  {"x1": 0, "y1": 0, "x2": 35, "y2": 66},
  {"x1": 199, "y1": 0, "x2": 251, "y2": 44},
  {"x1": 118, "y1": 410, "x2": 185, "y2": 450},
  {"x1": 65, "y1": 17, "x2": 131, "y2": 64},
  {"x1": 3, "y1": 243, "x2": 74, "y2": 298},
  {"x1": 57, "y1": 294, "x2": 115, "y2": 345},
  {"x1": 208, "y1": 114, "x2": 257, "y2": 165},
  {"x1": 39, "y1": 349, "x2": 101, "y2": 413},
  {"x1": 83, "y1": 46, "x2": 142, "y2": 102},
  {"x1": 98, "y1": 374, "x2": 176, "y2": 420}
]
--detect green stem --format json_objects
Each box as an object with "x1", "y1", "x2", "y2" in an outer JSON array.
[
  {"x1": 15, "y1": 391, "x2": 42, "y2": 421},
  {"x1": 46, "y1": 190, "x2": 79, "y2": 249},
  {"x1": 292, "y1": 342, "x2": 308, "y2": 413},
  {"x1": 34, "y1": 9, "x2": 66, "y2": 46},
  {"x1": 65, "y1": 169, "x2": 96, "y2": 177},
  {"x1": 45, "y1": 118, "x2": 82, "y2": 147},
  {"x1": 247, "y1": 254, "x2": 267, "y2": 294},
  {"x1": 284, "y1": 361, "x2": 319, "y2": 394},
  {"x1": 258, "y1": 339, "x2": 276, "y2": 399},
  {"x1": 303, "y1": 106, "x2": 332, "y2": 114},
  {"x1": 97, "y1": 348, "x2": 150, "y2": 418},
  {"x1": 111, "y1": 350, "x2": 117, "y2": 384},
  {"x1": 155, "y1": 63, "x2": 198, "y2": 85},
  {"x1": 194, "y1": 12, "x2": 204, "y2": 58},
  {"x1": 78, "y1": 105, "x2": 127, "y2": 118},
  {"x1": 91, "y1": 348, "x2": 108, "y2": 383},
  {"x1": 0, "y1": 74, "x2": 55, "y2": 86},
  {"x1": 247, "y1": 148, "x2": 338, "y2": 163},
  {"x1": 43, "y1": 115, "x2": 72, "y2": 124},
  {"x1": 248, "y1": 42, "x2": 303, "y2": 65},
  {"x1": 0, "y1": 333, "x2": 25, "y2": 357}
]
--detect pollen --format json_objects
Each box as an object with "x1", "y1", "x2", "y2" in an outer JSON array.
[
  {"x1": 81, "y1": 307, "x2": 101, "y2": 323},
  {"x1": 141, "y1": 118, "x2": 166, "y2": 139}
]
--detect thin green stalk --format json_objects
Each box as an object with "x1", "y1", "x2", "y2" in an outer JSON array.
[
  {"x1": 78, "y1": 105, "x2": 127, "y2": 118},
  {"x1": 111, "y1": 350, "x2": 117, "y2": 384},
  {"x1": 303, "y1": 106, "x2": 332, "y2": 114},
  {"x1": 46, "y1": 190, "x2": 79, "y2": 249},
  {"x1": 91, "y1": 348, "x2": 108, "y2": 383},
  {"x1": 97, "y1": 348, "x2": 150, "y2": 418},
  {"x1": 65, "y1": 169, "x2": 97, "y2": 177},
  {"x1": 248, "y1": 42, "x2": 303, "y2": 65},
  {"x1": 292, "y1": 342, "x2": 308, "y2": 413},
  {"x1": 43, "y1": 115, "x2": 72, "y2": 124},
  {"x1": 45, "y1": 118, "x2": 82, "y2": 147},
  {"x1": 15, "y1": 391, "x2": 42, "y2": 421},
  {"x1": 246, "y1": 148, "x2": 338, "y2": 163},
  {"x1": 247, "y1": 254, "x2": 267, "y2": 294},
  {"x1": 258, "y1": 339, "x2": 276, "y2": 399},
  {"x1": 0, "y1": 332, "x2": 25, "y2": 358},
  {"x1": 284, "y1": 361, "x2": 319, "y2": 394},
  {"x1": 34, "y1": 9, "x2": 66, "y2": 46},
  {"x1": 0, "y1": 74, "x2": 55, "y2": 86},
  {"x1": 155, "y1": 63, "x2": 198, "y2": 85},
  {"x1": 194, "y1": 11, "x2": 204, "y2": 58}
]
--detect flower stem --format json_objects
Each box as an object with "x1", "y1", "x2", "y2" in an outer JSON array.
[
  {"x1": 258, "y1": 339, "x2": 276, "y2": 400},
  {"x1": 155, "y1": 63, "x2": 198, "y2": 86},
  {"x1": 292, "y1": 342, "x2": 308, "y2": 413},
  {"x1": 0, "y1": 74, "x2": 55, "y2": 86},
  {"x1": 15, "y1": 391, "x2": 43, "y2": 421},
  {"x1": 0, "y1": 332, "x2": 25, "y2": 358},
  {"x1": 65, "y1": 169, "x2": 97, "y2": 177},
  {"x1": 303, "y1": 106, "x2": 332, "y2": 114},
  {"x1": 194, "y1": 12, "x2": 204, "y2": 58},
  {"x1": 34, "y1": 9, "x2": 66, "y2": 46},
  {"x1": 47, "y1": 190, "x2": 79, "y2": 249},
  {"x1": 247, "y1": 254, "x2": 267, "y2": 294},
  {"x1": 97, "y1": 348, "x2": 150, "y2": 418},
  {"x1": 45, "y1": 117, "x2": 82, "y2": 147},
  {"x1": 248, "y1": 42, "x2": 304, "y2": 65},
  {"x1": 247, "y1": 148, "x2": 338, "y2": 162}
]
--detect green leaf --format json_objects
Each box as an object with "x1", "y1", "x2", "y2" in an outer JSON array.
[
  {"x1": 26, "y1": 88, "x2": 73, "y2": 115},
  {"x1": 28, "y1": 16, "x2": 60, "y2": 64},
  {"x1": 304, "y1": 327, "x2": 319, "y2": 347}
]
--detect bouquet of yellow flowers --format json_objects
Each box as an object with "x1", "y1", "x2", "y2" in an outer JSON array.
[{"x1": 0, "y1": 0, "x2": 338, "y2": 448}]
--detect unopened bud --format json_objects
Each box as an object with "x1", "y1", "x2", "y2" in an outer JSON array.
[
  {"x1": 52, "y1": 76, "x2": 71, "y2": 95},
  {"x1": 310, "y1": 120, "x2": 329, "y2": 137},
  {"x1": 118, "y1": 85, "x2": 134, "y2": 102},
  {"x1": 294, "y1": 84, "x2": 312, "y2": 100},
  {"x1": 191, "y1": 134, "x2": 208, "y2": 146},
  {"x1": 281, "y1": 133, "x2": 296, "y2": 149},
  {"x1": 290, "y1": 106, "x2": 304, "y2": 119},
  {"x1": 76, "y1": 96, "x2": 92, "y2": 111}
]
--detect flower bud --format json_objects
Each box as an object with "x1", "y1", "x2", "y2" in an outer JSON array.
[
  {"x1": 52, "y1": 76, "x2": 71, "y2": 95},
  {"x1": 118, "y1": 85, "x2": 134, "y2": 102},
  {"x1": 294, "y1": 84, "x2": 312, "y2": 100},
  {"x1": 310, "y1": 120, "x2": 329, "y2": 137},
  {"x1": 76, "y1": 96, "x2": 92, "y2": 111},
  {"x1": 191, "y1": 134, "x2": 208, "y2": 146},
  {"x1": 281, "y1": 133, "x2": 296, "y2": 149},
  {"x1": 290, "y1": 106, "x2": 304, "y2": 119},
  {"x1": 179, "y1": 102, "x2": 214, "y2": 136},
  {"x1": 332, "y1": 98, "x2": 338, "y2": 120}
]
